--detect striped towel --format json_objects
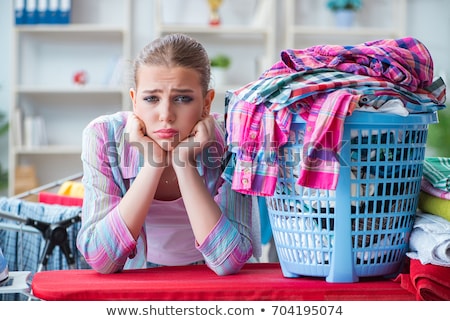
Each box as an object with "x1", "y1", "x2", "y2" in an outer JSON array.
[{"x1": 423, "y1": 157, "x2": 450, "y2": 191}]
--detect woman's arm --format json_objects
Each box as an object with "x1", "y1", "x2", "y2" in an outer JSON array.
[
  {"x1": 200, "y1": 180, "x2": 254, "y2": 276},
  {"x1": 76, "y1": 118, "x2": 137, "y2": 273},
  {"x1": 172, "y1": 116, "x2": 254, "y2": 275},
  {"x1": 118, "y1": 113, "x2": 166, "y2": 239},
  {"x1": 77, "y1": 113, "x2": 165, "y2": 273}
]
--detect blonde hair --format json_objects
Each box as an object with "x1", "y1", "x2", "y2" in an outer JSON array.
[{"x1": 132, "y1": 33, "x2": 211, "y2": 95}]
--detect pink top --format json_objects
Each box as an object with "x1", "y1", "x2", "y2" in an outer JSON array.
[{"x1": 145, "y1": 198, "x2": 204, "y2": 266}]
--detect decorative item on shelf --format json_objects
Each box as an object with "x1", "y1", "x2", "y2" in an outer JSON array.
[
  {"x1": 73, "y1": 70, "x2": 88, "y2": 86},
  {"x1": 326, "y1": 0, "x2": 362, "y2": 28},
  {"x1": 207, "y1": 0, "x2": 223, "y2": 26},
  {"x1": 210, "y1": 54, "x2": 231, "y2": 86}
]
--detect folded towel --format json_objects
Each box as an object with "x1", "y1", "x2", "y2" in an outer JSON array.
[
  {"x1": 418, "y1": 191, "x2": 450, "y2": 222},
  {"x1": 398, "y1": 258, "x2": 450, "y2": 301},
  {"x1": 421, "y1": 178, "x2": 450, "y2": 200},
  {"x1": 423, "y1": 157, "x2": 450, "y2": 191},
  {"x1": 407, "y1": 213, "x2": 450, "y2": 267}
]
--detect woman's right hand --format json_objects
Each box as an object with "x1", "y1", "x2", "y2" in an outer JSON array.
[{"x1": 126, "y1": 113, "x2": 168, "y2": 168}]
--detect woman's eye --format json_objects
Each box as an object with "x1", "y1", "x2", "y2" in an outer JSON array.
[
  {"x1": 143, "y1": 96, "x2": 158, "y2": 103},
  {"x1": 174, "y1": 95, "x2": 193, "y2": 103}
]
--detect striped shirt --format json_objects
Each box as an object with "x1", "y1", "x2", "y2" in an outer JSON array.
[{"x1": 76, "y1": 111, "x2": 257, "y2": 275}]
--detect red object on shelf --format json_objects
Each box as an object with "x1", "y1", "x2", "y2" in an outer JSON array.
[{"x1": 73, "y1": 70, "x2": 88, "y2": 85}]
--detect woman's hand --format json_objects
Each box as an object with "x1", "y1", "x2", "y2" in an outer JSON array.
[
  {"x1": 126, "y1": 113, "x2": 168, "y2": 167},
  {"x1": 172, "y1": 115, "x2": 216, "y2": 168}
]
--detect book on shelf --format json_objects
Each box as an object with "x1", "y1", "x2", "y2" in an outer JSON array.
[
  {"x1": 13, "y1": 109, "x2": 23, "y2": 146},
  {"x1": 24, "y1": 115, "x2": 48, "y2": 147},
  {"x1": 15, "y1": 0, "x2": 72, "y2": 25}
]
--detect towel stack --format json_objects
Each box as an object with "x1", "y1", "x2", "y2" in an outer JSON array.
[
  {"x1": 401, "y1": 157, "x2": 450, "y2": 300},
  {"x1": 407, "y1": 157, "x2": 450, "y2": 266},
  {"x1": 418, "y1": 157, "x2": 450, "y2": 222}
]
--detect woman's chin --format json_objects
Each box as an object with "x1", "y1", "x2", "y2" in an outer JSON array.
[{"x1": 154, "y1": 139, "x2": 177, "y2": 152}]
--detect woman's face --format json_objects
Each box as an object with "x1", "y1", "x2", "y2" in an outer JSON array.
[{"x1": 130, "y1": 65, "x2": 213, "y2": 151}]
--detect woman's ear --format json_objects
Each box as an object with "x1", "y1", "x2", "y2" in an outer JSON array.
[
  {"x1": 129, "y1": 88, "x2": 137, "y2": 111},
  {"x1": 202, "y1": 89, "x2": 215, "y2": 118}
]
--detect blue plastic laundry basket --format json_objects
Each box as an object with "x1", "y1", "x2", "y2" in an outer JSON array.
[{"x1": 266, "y1": 111, "x2": 438, "y2": 282}]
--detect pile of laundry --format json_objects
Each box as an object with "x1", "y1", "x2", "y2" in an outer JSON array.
[
  {"x1": 408, "y1": 157, "x2": 450, "y2": 267},
  {"x1": 226, "y1": 38, "x2": 449, "y2": 280},
  {"x1": 224, "y1": 36, "x2": 446, "y2": 196},
  {"x1": 400, "y1": 157, "x2": 450, "y2": 300}
]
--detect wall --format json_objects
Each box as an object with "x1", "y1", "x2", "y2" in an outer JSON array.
[
  {"x1": 407, "y1": 0, "x2": 450, "y2": 84},
  {"x1": 0, "y1": 0, "x2": 448, "y2": 194}
]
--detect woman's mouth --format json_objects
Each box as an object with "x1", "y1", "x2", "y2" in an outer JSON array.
[{"x1": 154, "y1": 128, "x2": 179, "y2": 139}]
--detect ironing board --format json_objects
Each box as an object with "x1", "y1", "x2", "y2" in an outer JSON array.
[{"x1": 31, "y1": 263, "x2": 416, "y2": 301}]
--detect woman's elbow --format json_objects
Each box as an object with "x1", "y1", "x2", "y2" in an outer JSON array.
[
  {"x1": 208, "y1": 249, "x2": 253, "y2": 276},
  {"x1": 77, "y1": 239, "x2": 124, "y2": 274}
]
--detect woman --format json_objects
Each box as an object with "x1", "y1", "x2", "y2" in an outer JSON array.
[{"x1": 76, "y1": 33, "x2": 259, "y2": 275}]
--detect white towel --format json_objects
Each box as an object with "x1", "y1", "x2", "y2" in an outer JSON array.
[{"x1": 407, "y1": 212, "x2": 450, "y2": 267}]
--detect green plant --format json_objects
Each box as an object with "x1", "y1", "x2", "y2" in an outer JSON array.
[
  {"x1": 426, "y1": 106, "x2": 450, "y2": 157},
  {"x1": 327, "y1": 0, "x2": 362, "y2": 11},
  {"x1": 0, "y1": 112, "x2": 7, "y2": 137},
  {"x1": 210, "y1": 54, "x2": 231, "y2": 68}
]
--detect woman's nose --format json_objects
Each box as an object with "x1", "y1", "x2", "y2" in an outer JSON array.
[{"x1": 158, "y1": 101, "x2": 175, "y2": 123}]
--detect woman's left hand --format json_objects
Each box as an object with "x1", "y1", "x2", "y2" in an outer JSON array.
[{"x1": 172, "y1": 116, "x2": 216, "y2": 167}]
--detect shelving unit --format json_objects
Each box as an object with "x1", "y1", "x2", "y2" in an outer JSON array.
[
  {"x1": 154, "y1": 0, "x2": 277, "y2": 114},
  {"x1": 285, "y1": 0, "x2": 407, "y2": 49},
  {"x1": 8, "y1": 0, "x2": 131, "y2": 196}
]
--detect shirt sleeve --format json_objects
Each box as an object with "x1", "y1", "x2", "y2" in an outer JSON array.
[
  {"x1": 196, "y1": 179, "x2": 254, "y2": 276},
  {"x1": 76, "y1": 118, "x2": 139, "y2": 274},
  {"x1": 195, "y1": 115, "x2": 255, "y2": 275}
]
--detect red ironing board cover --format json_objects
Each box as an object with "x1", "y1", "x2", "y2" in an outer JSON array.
[{"x1": 31, "y1": 263, "x2": 415, "y2": 301}]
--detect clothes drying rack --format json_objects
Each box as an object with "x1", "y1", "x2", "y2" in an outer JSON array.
[{"x1": 0, "y1": 172, "x2": 83, "y2": 272}]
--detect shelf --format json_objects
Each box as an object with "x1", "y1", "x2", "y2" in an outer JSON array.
[
  {"x1": 289, "y1": 26, "x2": 403, "y2": 37},
  {"x1": 159, "y1": 25, "x2": 271, "y2": 35},
  {"x1": 17, "y1": 86, "x2": 126, "y2": 94},
  {"x1": 14, "y1": 145, "x2": 82, "y2": 155},
  {"x1": 15, "y1": 24, "x2": 126, "y2": 34}
]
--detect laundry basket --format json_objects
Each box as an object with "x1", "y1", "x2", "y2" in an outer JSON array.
[{"x1": 266, "y1": 111, "x2": 438, "y2": 282}]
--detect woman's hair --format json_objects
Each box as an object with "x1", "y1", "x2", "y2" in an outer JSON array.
[{"x1": 132, "y1": 33, "x2": 211, "y2": 95}]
